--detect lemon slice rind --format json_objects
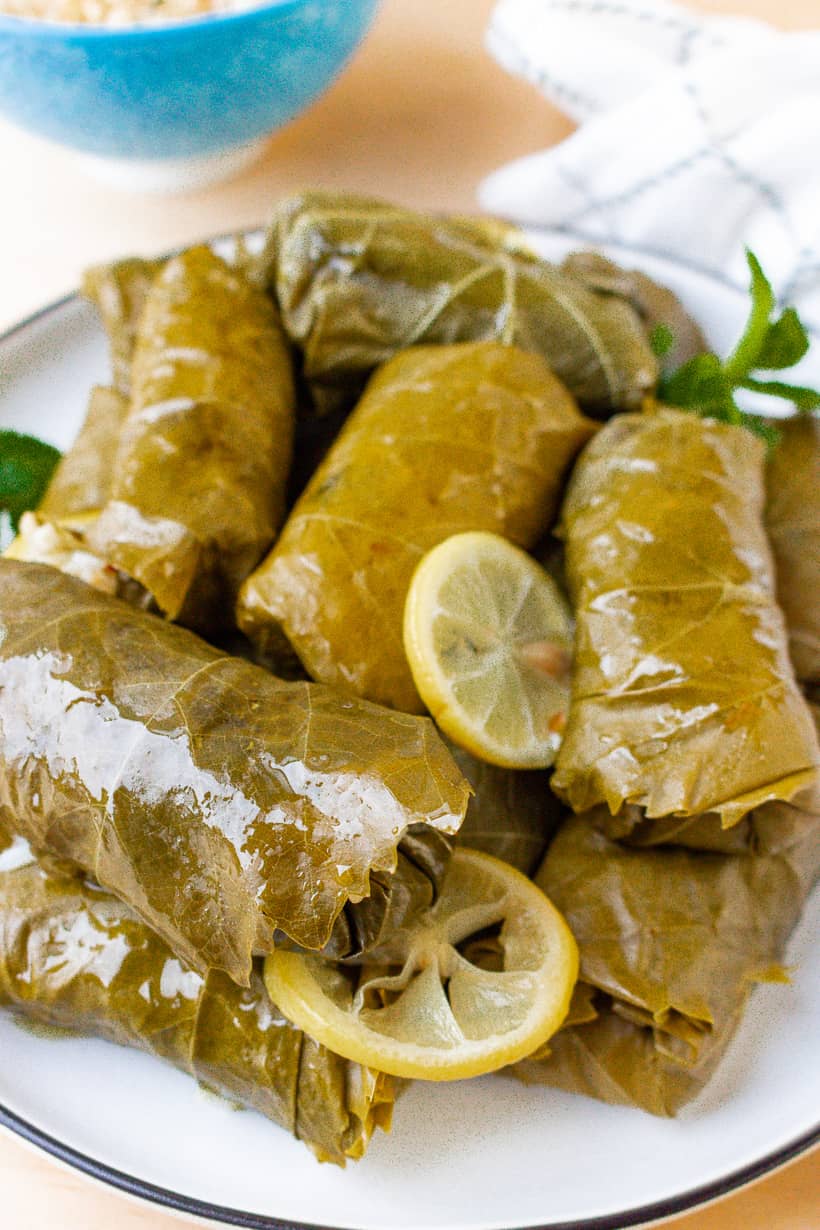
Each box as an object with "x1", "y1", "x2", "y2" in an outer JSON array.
[
  {"x1": 403, "y1": 531, "x2": 573, "y2": 770},
  {"x1": 264, "y1": 848, "x2": 579, "y2": 1082}
]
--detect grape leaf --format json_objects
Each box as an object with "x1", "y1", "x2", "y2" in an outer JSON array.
[{"x1": 0, "y1": 560, "x2": 470, "y2": 985}]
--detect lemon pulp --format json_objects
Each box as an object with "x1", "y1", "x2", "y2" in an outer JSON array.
[
  {"x1": 403, "y1": 531, "x2": 573, "y2": 768},
  {"x1": 264, "y1": 848, "x2": 579, "y2": 1082}
]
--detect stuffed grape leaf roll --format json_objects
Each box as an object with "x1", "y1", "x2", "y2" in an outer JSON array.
[
  {"x1": 448, "y1": 741, "x2": 559, "y2": 875},
  {"x1": 0, "y1": 861, "x2": 395, "y2": 1164},
  {"x1": 551, "y1": 409, "x2": 819, "y2": 826},
  {"x1": 517, "y1": 989, "x2": 742, "y2": 1118},
  {"x1": 0, "y1": 561, "x2": 469, "y2": 986},
  {"x1": 237, "y1": 342, "x2": 595, "y2": 712},
  {"x1": 87, "y1": 246, "x2": 296, "y2": 633},
  {"x1": 588, "y1": 790, "x2": 820, "y2": 855},
  {"x1": 82, "y1": 240, "x2": 263, "y2": 392},
  {"x1": 39, "y1": 385, "x2": 129, "y2": 524},
  {"x1": 512, "y1": 803, "x2": 819, "y2": 1114},
  {"x1": 766, "y1": 414, "x2": 820, "y2": 686},
  {"x1": 263, "y1": 191, "x2": 658, "y2": 418},
  {"x1": 82, "y1": 257, "x2": 165, "y2": 395},
  {"x1": 560, "y1": 251, "x2": 708, "y2": 373},
  {"x1": 5, "y1": 386, "x2": 132, "y2": 597},
  {"x1": 315, "y1": 826, "x2": 453, "y2": 963}
]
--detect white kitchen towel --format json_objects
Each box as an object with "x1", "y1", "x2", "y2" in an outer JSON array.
[{"x1": 478, "y1": 0, "x2": 820, "y2": 338}]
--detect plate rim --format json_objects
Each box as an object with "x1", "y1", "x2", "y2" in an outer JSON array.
[
  {"x1": 1, "y1": 1098, "x2": 817, "y2": 1230},
  {"x1": 1, "y1": 255, "x2": 818, "y2": 1230}
]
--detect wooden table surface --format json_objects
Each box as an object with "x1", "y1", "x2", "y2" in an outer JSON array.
[{"x1": 1, "y1": 0, "x2": 818, "y2": 1225}]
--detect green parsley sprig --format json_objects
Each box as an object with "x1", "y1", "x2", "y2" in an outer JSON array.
[{"x1": 654, "y1": 251, "x2": 820, "y2": 447}]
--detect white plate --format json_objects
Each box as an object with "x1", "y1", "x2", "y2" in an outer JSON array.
[{"x1": 0, "y1": 232, "x2": 817, "y2": 1230}]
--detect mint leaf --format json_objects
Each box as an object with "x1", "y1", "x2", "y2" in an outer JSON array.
[
  {"x1": 660, "y1": 354, "x2": 741, "y2": 423},
  {"x1": 723, "y1": 250, "x2": 776, "y2": 382},
  {"x1": 741, "y1": 377, "x2": 820, "y2": 411},
  {"x1": 0, "y1": 430, "x2": 61, "y2": 533},
  {"x1": 660, "y1": 249, "x2": 818, "y2": 446},
  {"x1": 650, "y1": 323, "x2": 675, "y2": 359},
  {"x1": 756, "y1": 307, "x2": 811, "y2": 370}
]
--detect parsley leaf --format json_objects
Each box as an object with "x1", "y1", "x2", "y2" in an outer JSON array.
[
  {"x1": 658, "y1": 250, "x2": 819, "y2": 446},
  {"x1": 0, "y1": 430, "x2": 61, "y2": 536}
]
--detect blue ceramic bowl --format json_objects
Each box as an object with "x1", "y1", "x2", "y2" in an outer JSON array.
[{"x1": 0, "y1": 0, "x2": 377, "y2": 162}]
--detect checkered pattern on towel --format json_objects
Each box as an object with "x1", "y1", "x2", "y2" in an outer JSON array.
[{"x1": 479, "y1": 0, "x2": 820, "y2": 373}]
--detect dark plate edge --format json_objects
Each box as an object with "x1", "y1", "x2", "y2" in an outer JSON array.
[
  {"x1": 1, "y1": 1100, "x2": 817, "y2": 1230},
  {"x1": 1, "y1": 254, "x2": 818, "y2": 1230},
  {"x1": 0, "y1": 290, "x2": 78, "y2": 345}
]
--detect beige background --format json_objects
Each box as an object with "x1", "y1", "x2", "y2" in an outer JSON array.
[{"x1": 1, "y1": 0, "x2": 819, "y2": 1225}]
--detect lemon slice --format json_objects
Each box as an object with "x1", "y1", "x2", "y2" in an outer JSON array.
[
  {"x1": 403, "y1": 531, "x2": 573, "y2": 769},
  {"x1": 264, "y1": 848, "x2": 578, "y2": 1082}
]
